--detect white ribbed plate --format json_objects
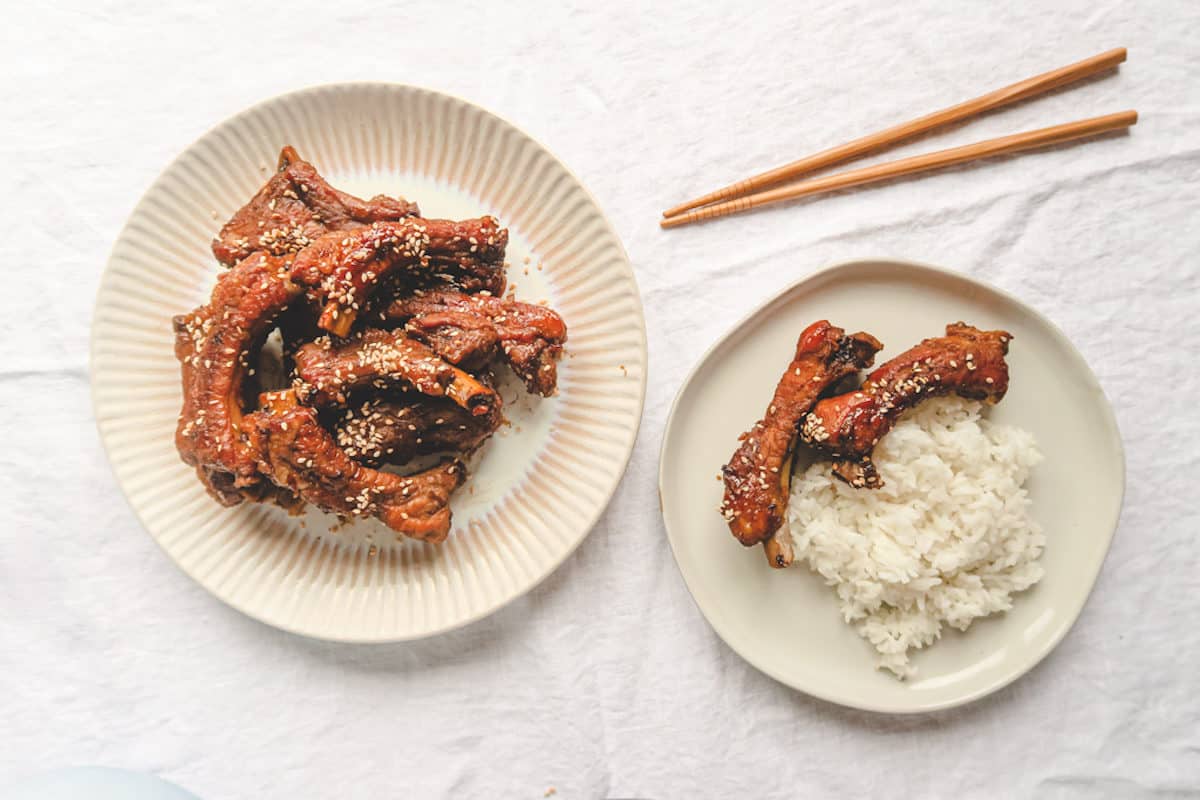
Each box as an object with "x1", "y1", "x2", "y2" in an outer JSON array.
[{"x1": 92, "y1": 84, "x2": 646, "y2": 641}]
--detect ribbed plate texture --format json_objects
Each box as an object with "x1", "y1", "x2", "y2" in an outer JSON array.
[{"x1": 92, "y1": 84, "x2": 646, "y2": 641}]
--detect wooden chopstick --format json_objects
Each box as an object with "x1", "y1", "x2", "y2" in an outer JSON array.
[
  {"x1": 661, "y1": 47, "x2": 1127, "y2": 219},
  {"x1": 659, "y1": 110, "x2": 1137, "y2": 229}
]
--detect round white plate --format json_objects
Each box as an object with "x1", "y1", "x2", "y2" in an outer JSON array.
[
  {"x1": 659, "y1": 259, "x2": 1124, "y2": 712},
  {"x1": 92, "y1": 84, "x2": 646, "y2": 641}
]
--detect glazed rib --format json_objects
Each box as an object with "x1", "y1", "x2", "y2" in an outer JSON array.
[
  {"x1": 249, "y1": 392, "x2": 467, "y2": 542},
  {"x1": 173, "y1": 251, "x2": 302, "y2": 504},
  {"x1": 292, "y1": 328, "x2": 499, "y2": 417},
  {"x1": 800, "y1": 322, "x2": 1011, "y2": 488},
  {"x1": 289, "y1": 217, "x2": 507, "y2": 336},
  {"x1": 212, "y1": 145, "x2": 418, "y2": 267},
  {"x1": 384, "y1": 290, "x2": 567, "y2": 396},
  {"x1": 334, "y1": 395, "x2": 501, "y2": 468},
  {"x1": 720, "y1": 321, "x2": 882, "y2": 568}
]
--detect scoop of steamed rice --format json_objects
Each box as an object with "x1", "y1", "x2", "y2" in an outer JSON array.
[{"x1": 788, "y1": 396, "x2": 1043, "y2": 679}]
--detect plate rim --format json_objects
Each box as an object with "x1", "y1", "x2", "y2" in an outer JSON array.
[
  {"x1": 90, "y1": 81, "x2": 648, "y2": 643},
  {"x1": 657, "y1": 257, "x2": 1126, "y2": 713}
]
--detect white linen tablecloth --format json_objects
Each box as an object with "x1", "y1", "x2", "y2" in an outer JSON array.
[{"x1": 2, "y1": 1, "x2": 1198, "y2": 797}]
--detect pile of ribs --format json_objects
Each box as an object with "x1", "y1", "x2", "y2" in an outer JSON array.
[
  {"x1": 720, "y1": 320, "x2": 1011, "y2": 568},
  {"x1": 173, "y1": 146, "x2": 567, "y2": 544}
]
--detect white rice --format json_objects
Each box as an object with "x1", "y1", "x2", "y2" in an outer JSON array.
[{"x1": 787, "y1": 396, "x2": 1043, "y2": 679}]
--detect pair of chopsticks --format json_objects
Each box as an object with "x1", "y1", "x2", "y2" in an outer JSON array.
[{"x1": 661, "y1": 48, "x2": 1135, "y2": 228}]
